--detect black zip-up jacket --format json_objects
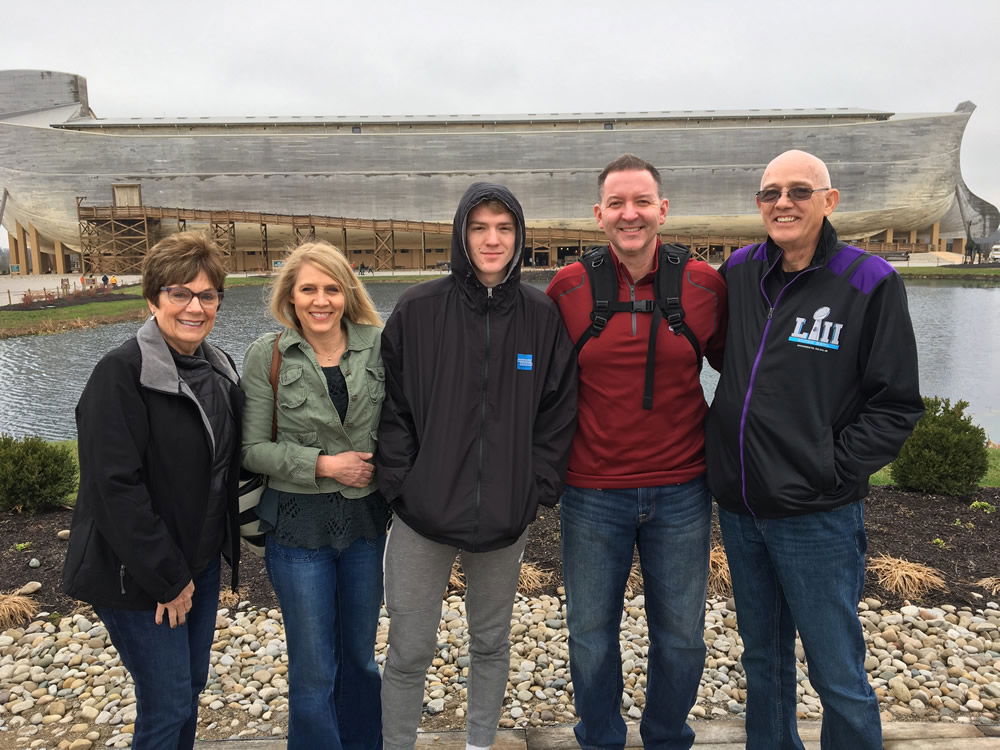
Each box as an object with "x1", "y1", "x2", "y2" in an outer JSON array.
[
  {"x1": 375, "y1": 183, "x2": 578, "y2": 551},
  {"x1": 706, "y1": 220, "x2": 923, "y2": 517},
  {"x1": 63, "y1": 318, "x2": 243, "y2": 609}
]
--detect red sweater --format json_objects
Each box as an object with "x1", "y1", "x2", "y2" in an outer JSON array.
[{"x1": 546, "y1": 249, "x2": 726, "y2": 488}]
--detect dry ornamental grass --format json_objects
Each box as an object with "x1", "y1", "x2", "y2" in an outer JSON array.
[
  {"x1": 0, "y1": 593, "x2": 38, "y2": 629},
  {"x1": 708, "y1": 544, "x2": 733, "y2": 598},
  {"x1": 975, "y1": 577, "x2": 1000, "y2": 596},
  {"x1": 867, "y1": 554, "x2": 947, "y2": 599},
  {"x1": 443, "y1": 561, "x2": 555, "y2": 597}
]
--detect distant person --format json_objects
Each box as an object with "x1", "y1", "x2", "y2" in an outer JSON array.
[
  {"x1": 546, "y1": 154, "x2": 726, "y2": 748},
  {"x1": 101, "y1": 273, "x2": 109, "y2": 288},
  {"x1": 706, "y1": 149, "x2": 923, "y2": 749},
  {"x1": 63, "y1": 232, "x2": 241, "y2": 750},
  {"x1": 110, "y1": 274, "x2": 119, "y2": 288},
  {"x1": 376, "y1": 182, "x2": 577, "y2": 750},
  {"x1": 241, "y1": 241, "x2": 388, "y2": 750}
]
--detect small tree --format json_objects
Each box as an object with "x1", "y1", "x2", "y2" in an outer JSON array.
[
  {"x1": 890, "y1": 397, "x2": 989, "y2": 495},
  {"x1": 0, "y1": 434, "x2": 78, "y2": 512}
]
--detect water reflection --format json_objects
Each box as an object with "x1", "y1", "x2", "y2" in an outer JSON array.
[{"x1": 0, "y1": 280, "x2": 997, "y2": 441}]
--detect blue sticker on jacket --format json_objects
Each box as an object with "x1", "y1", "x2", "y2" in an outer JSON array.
[{"x1": 517, "y1": 354, "x2": 533, "y2": 371}]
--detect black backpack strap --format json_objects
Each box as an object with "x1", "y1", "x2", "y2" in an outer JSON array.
[
  {"x1": 576, "y1": 243, "x2": 701, "y2": 411},
  {"x1": 655, "y1": 243, "x2": 702, "y2": 373},
  {"x1": 574, "y1": 246, "x2": 640, "y2": 353}
]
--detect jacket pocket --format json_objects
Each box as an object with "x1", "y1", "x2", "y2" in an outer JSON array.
[
  {"x1": 278, "y1": 366, "x2": 308, "y2": 409},
  {"x1": 366, "y1": 365, "x2": 385, "y2": 403},
  {"x1": 821, "y1": 429, "x2": 837, "y2": 492}
]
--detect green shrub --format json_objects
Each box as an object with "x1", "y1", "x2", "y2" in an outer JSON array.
[
  {"x1": 0, "y1": 434, "x2": 78, "y2": 512},
  {"x1": 890, "y1": 397, "x2": 989, "y2": 495}
]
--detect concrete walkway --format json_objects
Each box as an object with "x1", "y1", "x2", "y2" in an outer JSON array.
[{"x1": 193, "y1": 721, "x2": 1000, "y2": 749}]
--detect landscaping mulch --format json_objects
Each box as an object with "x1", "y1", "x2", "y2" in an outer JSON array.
[{"x1": 2, "y1": 486, "x2": 997, "y2": 620}]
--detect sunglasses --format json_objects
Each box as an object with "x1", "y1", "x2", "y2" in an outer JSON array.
[
  {"x1": 160, "y1": 286, "x2": 224, "y2": 308},
  {"x1": 755, "y1": 187, "x2": 831, "y2": 203}
]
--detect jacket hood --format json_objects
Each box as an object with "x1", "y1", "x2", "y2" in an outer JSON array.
[{"x1": 451, "y1": 182, "x2": 526, "y2": 292}]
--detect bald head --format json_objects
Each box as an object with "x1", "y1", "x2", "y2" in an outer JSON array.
[{"x1": 761, "y1": 150, "x2": 831, "y2": 190}]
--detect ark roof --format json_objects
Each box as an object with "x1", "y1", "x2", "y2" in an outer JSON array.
[{"x1": 54, "y1": 107, "x2": 895, "y2": 130}]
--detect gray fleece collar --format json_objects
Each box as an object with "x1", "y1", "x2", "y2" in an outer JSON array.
[{"x1": 137, "y1": 317, "x2": 238, "y2": 393}]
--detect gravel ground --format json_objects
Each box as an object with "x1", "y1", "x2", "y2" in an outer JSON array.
[{"x1": 2, "y1": 592, "x2": 998, "y2": 749}]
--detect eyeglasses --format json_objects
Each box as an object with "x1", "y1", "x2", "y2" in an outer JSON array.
[
  {"x1": 755, "y1": 187, "x2": 831, "y2": 203},
  {"x1": 160, "y1": 286, "x2": 224, "y2": 307}
]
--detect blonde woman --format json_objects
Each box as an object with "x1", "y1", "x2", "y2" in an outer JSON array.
[{"x1": 241, "y1": 242, "x2": 387, "y2": 750}]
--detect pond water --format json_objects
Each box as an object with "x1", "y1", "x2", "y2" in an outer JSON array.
[{"x1": 1, "y1": 280, "x2": 997, "y2": 442}]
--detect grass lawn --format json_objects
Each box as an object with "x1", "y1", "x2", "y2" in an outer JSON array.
[
  {"x1": 0, "y1": 297, "x2": 147, "y2": 327},
  {"x1": 871, "y1": 445, "x2": 1000, "y2": 487},
  {"x1": 896, "y1": 266, "x2": 1000, "y2": 280}
]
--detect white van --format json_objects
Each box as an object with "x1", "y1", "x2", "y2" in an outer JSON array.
[{"x1": 990, "y1": 244, "x2": 1000, "y2": 262}]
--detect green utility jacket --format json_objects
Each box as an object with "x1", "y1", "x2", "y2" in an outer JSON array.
[{"x1": 241, "y1": 320, "x2": 384, "y2": 496}]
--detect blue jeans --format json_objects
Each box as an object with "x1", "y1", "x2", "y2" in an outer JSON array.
[
  {"x1": 718, "y1": 501, "x2": 881, "y2": 750},
  {"x1": 95, "y1": 559, "x2": 220, "y2": 750},
  {"x1": 266, "y1": 534, "x2": 386, "y2": 750},
  {"x1": 561, "y1": 478, "x2": 711, "y2": 750}
]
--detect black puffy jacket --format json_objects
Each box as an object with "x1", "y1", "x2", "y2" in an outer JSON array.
[
  {"x1": 375, "y1": 183, "x2": 577, "y2": 551},
  {"x1": 63, "y1": 318, "x2": 243, "y2": 609}
]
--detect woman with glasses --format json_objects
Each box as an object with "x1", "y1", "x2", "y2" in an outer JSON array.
[
  {"x1": 241, "y1": 241, "x2": 388, "y2": 750},
  {"x1": 63, "y1": 232, "x2": 242, "y2": 750}
]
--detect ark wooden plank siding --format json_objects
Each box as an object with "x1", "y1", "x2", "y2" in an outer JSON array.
[{"x1": 1, "y1": 69, "x2": 996, "y2": 273}]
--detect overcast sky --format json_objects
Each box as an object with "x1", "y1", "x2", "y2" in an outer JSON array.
[{"x1": 3, "y1": 0, "x2": 999, "y2": 243}]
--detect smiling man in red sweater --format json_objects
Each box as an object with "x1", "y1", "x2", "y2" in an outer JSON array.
[{"x1": 546, "y1": 154, "x2": 726, "y2": 749}]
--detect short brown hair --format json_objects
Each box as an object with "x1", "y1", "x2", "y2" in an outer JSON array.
[
  {"x1": 141, "y1": 232, "x2": 227, "y2": 302},
  {"x1": 598, "y1": 154, "x2": 662, "y2": 200},
  {"x1": 269, "y1": 241, "x2": 382, "y2": 330},
  {"x1": 471, "y1": 198, "x2": 514, "y2": 218}
]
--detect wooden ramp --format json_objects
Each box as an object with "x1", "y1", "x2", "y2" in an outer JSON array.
[{"x1": 195, "y1": 721, "x2": 1000, "y2": 748}]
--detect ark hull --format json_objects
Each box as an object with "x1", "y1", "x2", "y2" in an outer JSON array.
[{"x1": 1, "y1": 70, "x2": 996, "y2": 268}]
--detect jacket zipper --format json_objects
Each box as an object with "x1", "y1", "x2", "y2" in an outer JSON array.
[
  {"x1": 736, "y1": 257, "x2": 818, "y2": 516},
  {"x1": 473, "y1": 288, "x2": 493, "y2": 549},
  {"x1": 119, "y1": 564, "x2": 126, "y2": 595}
]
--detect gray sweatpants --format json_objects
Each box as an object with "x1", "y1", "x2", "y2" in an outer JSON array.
[{"x1": 381, "y1": 516, "x2": 528, "y2": 750}]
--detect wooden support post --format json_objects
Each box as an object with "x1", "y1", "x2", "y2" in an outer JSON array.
[
  {"x1": 884, "y1": 228, "x2": 894, "y2": 244},
  {"x1": 293, "y1": 225, "x2": 316, "y2": 245},
  {"x1": 28, "y1": 223, "x2": 44, "y2": 274},
  {"x1": 930, "y1": 222, "x2": 940, "y2": 251},
  {"x1": 16, "y1": 221, "x2": 29, "y2": 275},
  {"x1": 54, "y1": 239, "x2": 67, "y2": 274},
  {"x1": 9, "y1": 232, "x2": 21, "y2": 274},
  {"x1": 260, "y1": 224, "x2": 269, "y2": 272},
  {"x1": 420, "y1": 231, "x2": 426, "y2": 270},
  {"x1": 373, "y1": 230, "x2": 394, "y2": 271},
  {"x1": 908, "y1": 230, "x2": 917, "y2": 244},
  {"x1": 952, "y1": 237, "x2": 966, "y2": 256},
  {"x1": 341, "y1": 227, "x2": 348, "y2": 254}
]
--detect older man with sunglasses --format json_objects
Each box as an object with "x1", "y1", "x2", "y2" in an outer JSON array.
[{"x1": 706, "y1": 150, "x2": 923, "y2": 750}]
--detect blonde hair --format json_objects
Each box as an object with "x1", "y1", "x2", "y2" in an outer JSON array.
[{"x1": 269, "y1": 241, "x2": 382, "y2": 329}]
